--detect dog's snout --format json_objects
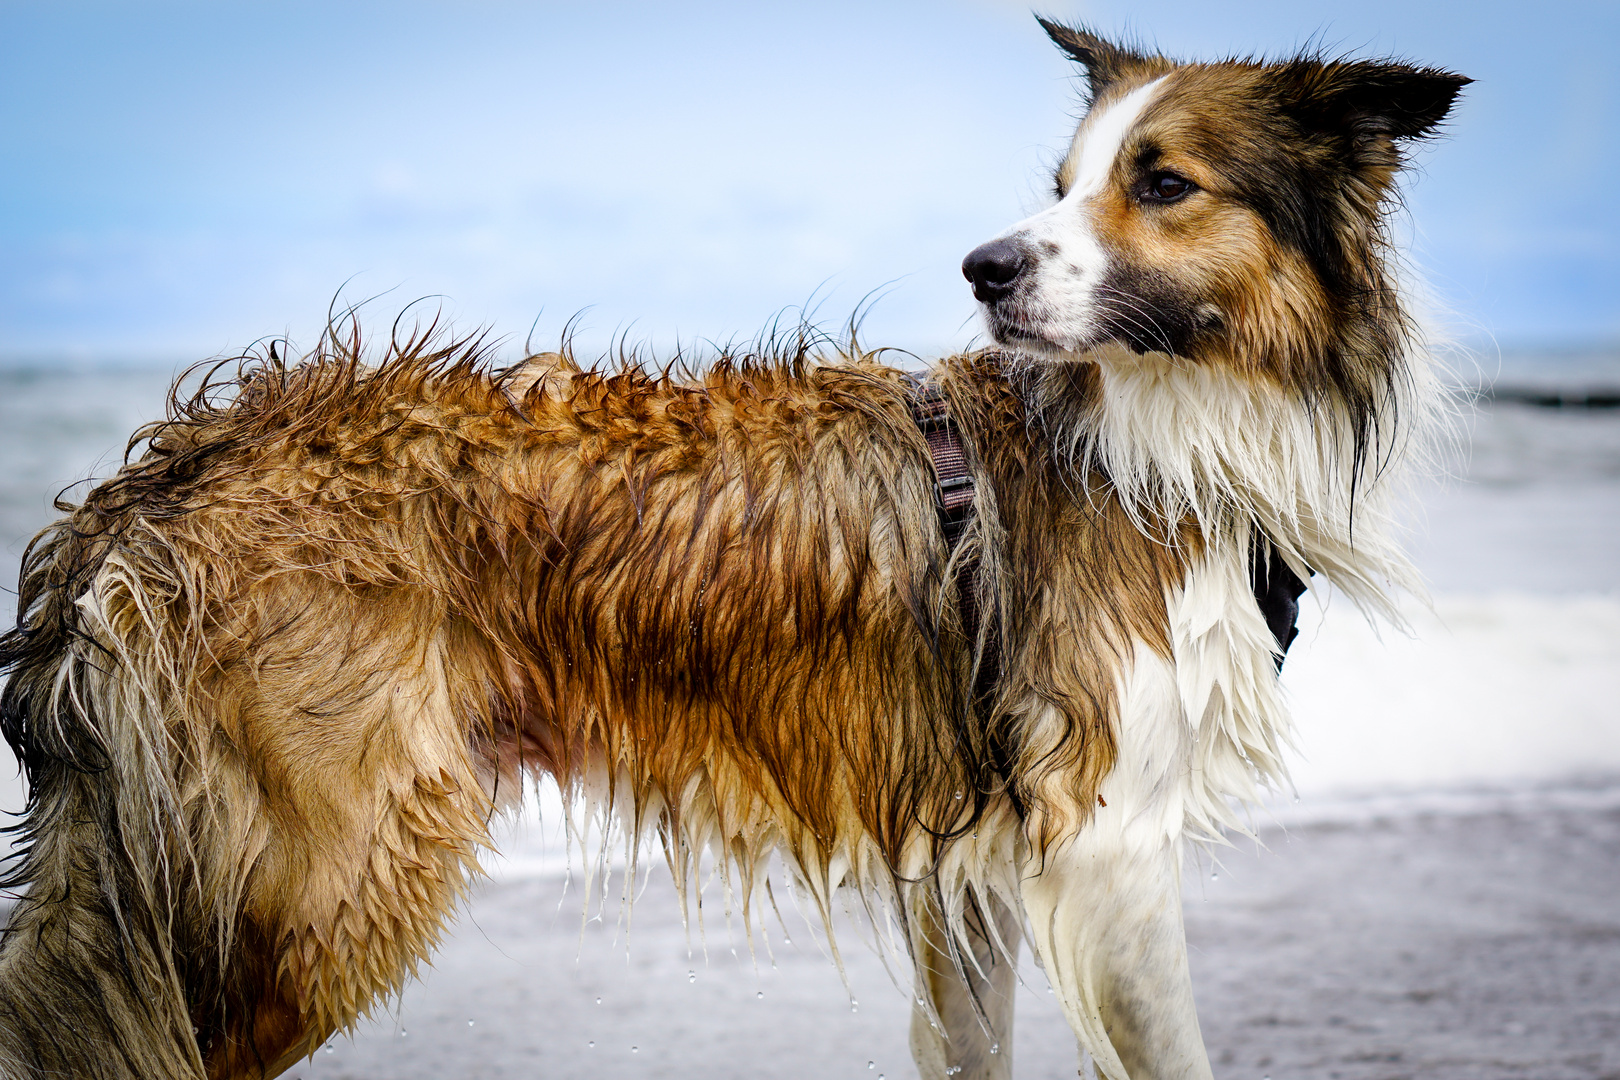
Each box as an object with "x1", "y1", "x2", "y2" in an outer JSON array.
[{"x1": 962, "y1": 239, "x2": 1026, "y2": 303}]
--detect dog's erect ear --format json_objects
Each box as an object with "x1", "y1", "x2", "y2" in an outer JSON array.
[
  {"x1": 1282, "y1": 61, "x2": 1472, "y2": 146},
  {"x1": 1037, "y1": 18, "x2": 1146, "y2": 95}
]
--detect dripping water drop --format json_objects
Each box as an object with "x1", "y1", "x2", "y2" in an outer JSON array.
[
  {"x1": 757, "y1": 991, "x2": 764, "y2": 1000},
  {"x1": 990, "y1": 1043, "x2": 999, "y2": 1055},
  {"x1": 587, "y1": 1041, "x2": 595, "y2": 1049},
  {"x1": 595, "y1": 996, "x2": 602, "y2": 1005},
  {"x1": 688, "y1": 970, "x2": 696, "y2": 983},
  {"x1": 867, "y1": 1062, "x2": 875, "y2": 1070},
  {"x1": 631, "y1": 1044, "x2": 639, "y2": 1053}
]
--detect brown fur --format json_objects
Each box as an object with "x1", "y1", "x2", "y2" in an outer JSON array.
[
  {"x1": 0, "y1": 323, "x2": 1177, "y2": 1077},
  {"x1": 1077, "y1": 61, "x2": 1418, "y2": 399},
  {"x1": 0, "y1": 23, "x2": 1467, "y2": 1077}
]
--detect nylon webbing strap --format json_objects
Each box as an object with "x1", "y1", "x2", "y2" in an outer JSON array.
[
  {"x1": 904, "y1": 379, "x2": 1307, "y2": 825},
  {"x1": 906, "y1": 376, "x2": 1307, "y2": 687},
  {"x1": 910, "y1": 384, "x2": 975, "y2": 544}
]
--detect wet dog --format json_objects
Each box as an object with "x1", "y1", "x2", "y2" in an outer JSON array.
[{"x1": 0, "y1": 20, "x2": 1463, "y2": 1080}]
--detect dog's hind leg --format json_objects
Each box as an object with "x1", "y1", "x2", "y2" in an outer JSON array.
[
  {"x1": 0, "y1": 561, "x2": 496, "y2": 1077},
  {"x1": 197, "y1": 602, "x2": 496, "y2": 1078},
  {"x1": 908, "y1": 889, "x2": 1021, "y2": 1080},
  {"x1": 1015, "y1": 649, "x2": 1213, "y2": 1080}
]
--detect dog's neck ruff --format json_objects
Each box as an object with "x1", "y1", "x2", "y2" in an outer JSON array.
[
  {"x1": 1031, "y1": 345, "x2": 1438, "y2": 628},
  {"x1": 909, "y1": 376, "x2": 1307, "y2": 664}
]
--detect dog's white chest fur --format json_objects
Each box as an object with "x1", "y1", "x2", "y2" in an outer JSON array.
[
  {"x1": 1107, "y1": 544, "x2": 1293, "y2": 847},
  {"x1": 1074, "y1": 543, "x2": 1291, "y2": 864}
]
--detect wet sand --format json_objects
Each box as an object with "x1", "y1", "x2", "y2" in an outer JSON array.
[{"x1": 294, "y1": 784, "x2": 1620, "y2": 1080}]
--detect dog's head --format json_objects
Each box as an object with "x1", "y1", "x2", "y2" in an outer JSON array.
[{"x1": 966, "y1": 21, "x2": 1468, "y2": 393}]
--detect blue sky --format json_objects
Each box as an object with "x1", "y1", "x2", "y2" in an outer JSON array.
[{"x1": 2, "y1": 0, "x2": 1615, "y2": 364}]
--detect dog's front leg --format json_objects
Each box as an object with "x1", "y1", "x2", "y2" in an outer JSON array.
[
  {"x1": 1019, "y1": 826, "x2": 1209, "y2": 1080},
  {"x1": 909, "y1": 889, "x2": 1021, "y2": 1079},
  {"x1": 1016, "y1": 650, "x2": 1212, "y2": 1080}
]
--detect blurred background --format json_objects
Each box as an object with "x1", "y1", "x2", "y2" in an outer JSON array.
[{"x1": 2, "y1": 1, "x2": 1617, "y2": 1077}]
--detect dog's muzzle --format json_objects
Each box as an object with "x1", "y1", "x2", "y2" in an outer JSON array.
[{"x1": 962, "y1": 238, "x2": 1026, "y2": 303}]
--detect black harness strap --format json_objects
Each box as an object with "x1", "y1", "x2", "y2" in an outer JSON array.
[
  {"x1": 913, "y1": 383, "x2": 1302, "y2": 660},
  {"x1": 1251, "y1": 535, "x2": 1310, "y2": 669}
]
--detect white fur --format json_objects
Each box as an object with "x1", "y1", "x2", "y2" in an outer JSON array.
[
  {"x1": 1170, "y1": 545, "x2": 1295, "y2": 837},
  {"x1": 1072, "y1": 345, "x2": 1434, "y2": 622},
  {"x1": 991, "y1": 77, "x2": 1166, "y2": 354},
  {"x1": 1068, "y1": 79, "x2": 1166, "y2": 201}
]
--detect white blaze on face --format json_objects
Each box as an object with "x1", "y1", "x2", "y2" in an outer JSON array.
[{"x1": 991, "y1": 75, "x2": 1167, "y2": 353}]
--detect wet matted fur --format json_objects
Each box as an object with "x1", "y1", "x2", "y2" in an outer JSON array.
[{"x1": 0, "y1": 21, "x2": 1466, "y2": 1080}]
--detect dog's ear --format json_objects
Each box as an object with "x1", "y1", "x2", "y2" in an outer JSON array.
[
  {"x1": 1280, "y1": 60, "x2": 1471, "y2": 147},
  {"x1": 1037, "y1": 18, "x2": 1147, "y2": 95}
]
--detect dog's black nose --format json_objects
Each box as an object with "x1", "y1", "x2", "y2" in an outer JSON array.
[{"x1": 962, "y1": 239, "x2": 1026, "y2": 303}]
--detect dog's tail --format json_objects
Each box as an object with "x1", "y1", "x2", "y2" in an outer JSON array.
[{"x1": 0, "y1": 501, "x2": 210, "y2": 1078}]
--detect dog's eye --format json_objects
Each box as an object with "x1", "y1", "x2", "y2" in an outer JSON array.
[{"x1": 1141, "y1": 171, "x2": 1195, "y2": 203}]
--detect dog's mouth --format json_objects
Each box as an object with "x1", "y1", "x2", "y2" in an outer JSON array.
[
  {"x1": 990, "y1": 318, "x2": 1045, "y2": 346},
  {"x1": 966, "y1": 238, "x2": 1101, "y2": 358},
  {"x1": 980, "y1": 301, "x2": 1108, "y2": 360},
  {"x1": 981, "y1": 288, "x2": 1194, "y2": 361}
]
